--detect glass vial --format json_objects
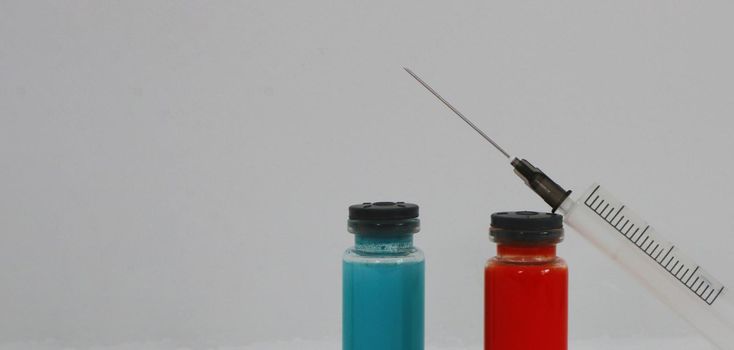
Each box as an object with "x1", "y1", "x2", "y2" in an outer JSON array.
[
  {"x1": 485, "y1": 211, "x2": 568, "y2": 350},
  {"x1": 343, "y1": 202, "x2": 424, "y2": 350}
]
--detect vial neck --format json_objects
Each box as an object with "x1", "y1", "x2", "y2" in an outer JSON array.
[
  {"x1": 354, "y1": 235, "x2": 414, "y2": 255},
  {"x1": 496, "y1": 244, "x2": 557, "y2": 262}
]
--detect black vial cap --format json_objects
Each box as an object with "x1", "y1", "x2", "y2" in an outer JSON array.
[
  {"x1": 490, "y1": 211, "x2": 563, "y2": 244},
  {"x1": 349, "y1": 202, "x2": 419, "y2": 221}
]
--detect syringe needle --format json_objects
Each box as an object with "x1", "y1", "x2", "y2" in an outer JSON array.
[
  {"x1": 403, "y1": 67, "x2": 511, "y2": 159},
  {"x1": 404, "y1": 67, "x2": 571, "y2": 212}
]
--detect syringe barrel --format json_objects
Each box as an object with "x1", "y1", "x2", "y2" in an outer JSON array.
[{"x1": 558, "y1": 184, "x2": 734, "y2": 349}]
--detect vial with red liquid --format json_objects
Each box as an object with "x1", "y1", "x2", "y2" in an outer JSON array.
[{"x1": 485, "y1": 211, "x2": 568, "y2": 350}]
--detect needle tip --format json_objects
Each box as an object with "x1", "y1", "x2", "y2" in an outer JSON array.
[{"x1": 402, "y1": 67, "x2": 513, "y2": 159}]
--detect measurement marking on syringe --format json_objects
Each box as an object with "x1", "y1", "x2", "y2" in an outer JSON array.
[
  {"x1": 644, "y1": 241, "x2": 656, "y2": 253},
  {"x1": 628, "y1": 228, "x2": 639, "y2": 239},
  {"x1": 619, "y1": 219, "x2": 629, "y2": 231},
  {"x1": 589, "y1": 196, "x2": 599, "y2": 208},
  {"x1": 606, "y1": 207, "x2": 616, "y2": 219},
  {"x1": 583, "y1": 185, "x2": 725, "y2": 305},
  {"x1": 660, "y1": 246, "x2": 674, "y2": 263},
  {"x1": 705, "y1": 288, "x2": 716, "y2": 300},
  {"x1": 686, "y1": 277, "x2": 700, "y2": 292},
  {"x1": 610, "y1": 207, "x2": 623, "y2": 223},
  {"x1": 649, "y1": 244, "x2": 659, "y2": 255},
  {"x1": 624, "y1": 224, "x2": 640, "y2": 238},
  {"x1": 705, "y1": 289, "x2": 714, "y2": 300},
  {"x1": 601, "y1": 205, "x2": 611, "y2": 217},
  {"x1": 692, "y1": 278, "x2": 703, "y2": 290},
  {"x1": 686, "y1": 267, "x2": 699, "y2": 284},
  {"x1": 639, "y1": 236, "x2": 650, "y2": 248},
  {"x1": 634, "y1": 227, "x2": 648, "y2": 244},
  {"x1": 711, "y1": 287, "x2": 725, "y2": 302},
  {"x1": 585, "y1": 186, "x2": 601, "y2": 204},
  {"x1": 655, "y1": 248, "x2": 665, "y2": 260},
  {"x1": 649, "y1": 242, "x2": 658, "y2": 253}
]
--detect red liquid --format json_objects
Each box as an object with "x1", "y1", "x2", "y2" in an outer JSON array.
[{"x1": 485, "y1": 245, "x2": 568, "y2": 350}]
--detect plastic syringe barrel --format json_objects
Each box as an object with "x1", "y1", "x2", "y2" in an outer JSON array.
[
  {"x1": 557, "y1": 185, "x2": 734, "y2": 349},
  {"x1": 512, "y1": 158, "x2": 572, "y2": 212}
]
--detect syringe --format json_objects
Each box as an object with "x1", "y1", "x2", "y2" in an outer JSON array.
[{"x1": 404, "y1": 67, "x2": 734, "y2": 349}]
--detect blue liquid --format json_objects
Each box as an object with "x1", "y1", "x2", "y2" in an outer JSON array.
[{"x1": 343, "y1": 258, "x2": 424, "y2": 350}]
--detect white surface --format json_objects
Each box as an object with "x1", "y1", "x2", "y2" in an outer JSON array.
[
  {"x1": 2, "y1": 0, "x2": 734, "y2": 348},
  {"x1": 233, "y1": 338, "x2": 715, "y2": 350},
  {"x1": 0, "y1": 337, "x2": 717, "y2": 350}
]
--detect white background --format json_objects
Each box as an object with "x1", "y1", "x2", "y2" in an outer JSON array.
[{"x1": 1, "y1": 1, "x2": 733, "y2": 349}]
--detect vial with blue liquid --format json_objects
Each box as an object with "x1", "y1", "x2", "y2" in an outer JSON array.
[{"x1": 343, "y1": 201, "x2": 424, "y2": 350}]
